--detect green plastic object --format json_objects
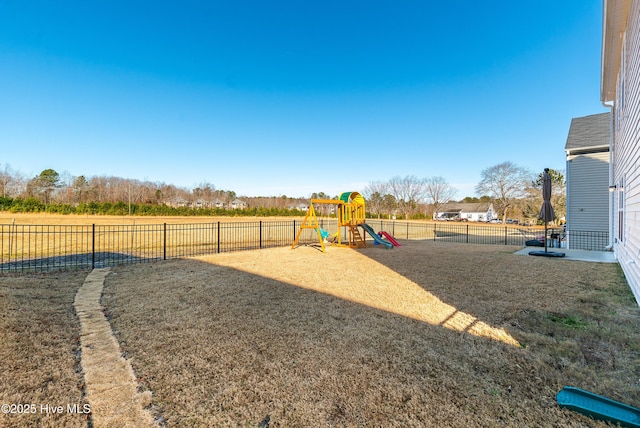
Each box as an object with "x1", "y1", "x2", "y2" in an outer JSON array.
[
  {"x1": 556, "y1": 386, "x2": 640, "y2": 427},
  {"x1": 338, "y1": 192, "x2": 352, "y2": 204}
]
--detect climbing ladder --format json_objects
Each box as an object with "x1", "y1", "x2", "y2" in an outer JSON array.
[{"x1": 346, "y1": 225, "x2": 366, "y2": 248}]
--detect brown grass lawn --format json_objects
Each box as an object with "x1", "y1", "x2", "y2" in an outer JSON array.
[
  {"x1": 0, "y1": 271, "x2": 89, "y2": 428},
  {"x1": 100, "y1": 241, "x2": 638, "y2": 427},
  {"x1": 1, "y1": 239, "x2": 639, "y2": 427}
]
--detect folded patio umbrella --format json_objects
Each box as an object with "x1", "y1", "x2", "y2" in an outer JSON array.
[
  {"x1": 530, "y1": 168, "x2": 564, "y2": 257},
  {"x1": 539, "y1": 168, "x2": 555, "y2": 227}
]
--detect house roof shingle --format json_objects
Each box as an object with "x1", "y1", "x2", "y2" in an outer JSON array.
[
  {"x1": 441, "y1": 203, "x2": 493, "y2": 213},
  {"x1": 565, "y1": 112, "x2": 611, "y2": 152}
]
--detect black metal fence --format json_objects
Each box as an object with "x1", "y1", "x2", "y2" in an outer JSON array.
[
  {"x1": 365, "y1": 220, "x2": 549, "y2": 245},
  {"x1": 0, "y1": 220, "x2": 608, "y2": 273},
  {"x1": 565, "y1": 229, "x2": 610, "y2": 251}
]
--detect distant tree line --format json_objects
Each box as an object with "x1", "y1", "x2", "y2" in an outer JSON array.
[
  {"x1": 0, "y1": 165, "x2": 309, "y2": 216},
  {"x1": 0, "y1": 196, "x2": 308, "y2": 217},
  {"x1": 0, "y1": 162, "x2": 566, "y2": 223}
]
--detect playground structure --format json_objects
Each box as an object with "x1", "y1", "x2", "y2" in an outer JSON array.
[{"x1": 291, "y1": 191, "x2": 398, "y2": 252}]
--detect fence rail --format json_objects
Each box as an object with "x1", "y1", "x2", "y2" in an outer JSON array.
[
  {"x1": 0, "y1": 220, "x2": 607, "y2": 273},
  {"x1": 565, "y1": 229, "x2": 610, "y2": 251}
]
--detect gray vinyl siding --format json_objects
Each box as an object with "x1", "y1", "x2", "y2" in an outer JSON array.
[
  {"x1": 566, "y1": 151, "x2": 609, "y2": 233},
  {"x1": 611, "y1": 0, "x2": 640, "y2": 304}
]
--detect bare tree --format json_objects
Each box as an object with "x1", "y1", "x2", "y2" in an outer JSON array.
[
  {"x1": 129, "y1": 180, "x2": 148, "y2": 205},
  {"x1": 88, "y1": 176, "x2": 108, "y2": 202},
  {"x1": 0, "y1": 164, "x2": 9, "y2": 198},
  {"x1": 0, "y1": 164, "x2": 22, "y2": 198},
  {"x1": 363, "y1": 181, "x2": 389, "y2": 219},
  {"x1": 425, "y1": 176, "x2": 457, "y2": 220},
  {"x1": 156, "y1": 183, "x2": 187, "y2": 204},
  {"x1": 193, "y1": 181, "x2": 216, "y2": 201},
  {"x1": 475, "y1": 162, "x2": 531, "y2": 223},
  {"x1": 388, "y1": 175, "x2": 427, "y2": 220},
  {"x1": 382, "y1": 194, "x2": 397, "y2": 219}
]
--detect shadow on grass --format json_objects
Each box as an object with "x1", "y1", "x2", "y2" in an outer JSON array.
[
  {"x1": 101, "y1": 251, "x2": 601, "y2": 427},
  {"x1": 353, "y1": 240, "x2": 634, "y2": 334},
  {"x1": 355, "y1": 240, "x2": 640, "y2": 410},
  {"x1": 0, "y1": 252, "x2": 154, "y2": 272}
]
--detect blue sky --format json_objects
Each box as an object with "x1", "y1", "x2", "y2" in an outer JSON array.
[{"x1": 0, "y1": 1, "x2": 608, "y2": 198}]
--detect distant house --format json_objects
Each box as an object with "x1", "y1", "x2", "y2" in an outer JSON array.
[
  {"x1": 435, "y1": 203, "x2": 497, "y2": 222},
  {"x1": 601, "y1": 0, "x2": 640, "y2": 303},
  {"x1": 193, "y1": 198, "x2": 209, "y2": 209},
  {"x1": 168, "y1": 197, "x2": 228, "y2": 210},
  {"x1": 564, "y1": 112, "x2": 610, "y2": 249},
  {"x1": 230, "y1": 199, "x2": 247, "y2": 210},
  {"x1": 169, "y1": 197, "x2": 189, "y2": 208}
]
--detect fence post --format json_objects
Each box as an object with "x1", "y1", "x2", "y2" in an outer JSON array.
[
  {"x1": 504, "y1": 227, "x2": 508, "y2": 245},
  {"x1": 466, "y1": 224, "x2": 469, "y2": 244},
  {"x1": 433, "y1": 222, "x2": 437, "y2": 241},
  {"x1": 163, "y1": 223, "x2": 167, "y2": 260},
  {"x1": 91, "y1": 224, "x2": 95, "y2": 269},
  {"x1": 406, "y1": 222, "x2": 409, "y2": 239},
  {"x1": 8, "y1": 222, "x2": 14, "y2": 260},
  {"x1": 217, "y1": 222, "x2": 221, "y2": 253},
  {"x1": 210, "y1": 222, "x2": 215, "y2": 255},
  {"x1": 259, "y1": 221, "x2": 263, "y2": 249}
]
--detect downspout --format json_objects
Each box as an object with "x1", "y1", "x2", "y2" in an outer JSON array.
[
  {"x1": 602, "y1": 100, "x2": 615, "y2": 251},
  {"x1": 564, "y1": 147, "x2": 571, "y2": 249}
]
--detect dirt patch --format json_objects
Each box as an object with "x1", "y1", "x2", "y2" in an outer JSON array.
[{"x1": 101, "y1": 241, "x2": 640, "y2": 427}]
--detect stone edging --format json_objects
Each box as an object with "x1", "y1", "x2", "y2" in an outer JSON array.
[{"x1": 74, "y1": 268, "x2": 156, "y2": 427}]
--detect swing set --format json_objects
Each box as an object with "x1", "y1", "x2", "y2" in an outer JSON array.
[{"x1": 291, "y1": 191, "x2": 370, "y2": 252}]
